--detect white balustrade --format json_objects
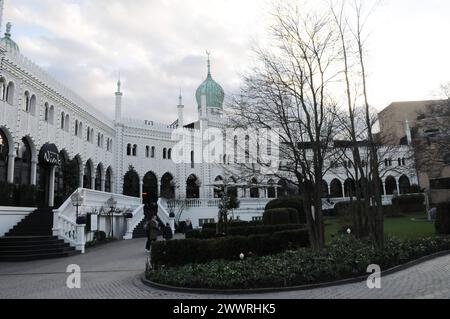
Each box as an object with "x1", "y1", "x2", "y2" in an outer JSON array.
[{"x1": 123, "y1": 204, "x2": 145, "y2": 240}]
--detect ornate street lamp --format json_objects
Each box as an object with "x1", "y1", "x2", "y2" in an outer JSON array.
[
  {"x1": 107, "y1": 196, "x2": 117, "y2": 239},
  {"x1": 71, "y1": 192, "x2": 84, "y2": 221}
]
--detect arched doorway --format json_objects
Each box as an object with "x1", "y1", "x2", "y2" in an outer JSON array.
[
  {"x1": 186, "y1": 174, "x2": 200, "y2": 199},
  {"x1": 321, "y1": 180, "x2": 329, "y2": 198},
  {"x1": 105, "y1": 167, "x2": 112, "y2": 193},
  {"x1": 95, "y1": 164, "x2": 103, "y2": 191},
  {"x1": 227, "y1": 177, "x2": 238, "y2": 198},
  {"x1": 267, "y1": 179, "x2": 276, "y2": 198},
  {"x1": 277, "y1": 179, "x2": 288, "y2": 198},
  {"x1": 161, "y1": 173, "x2": 175, "y2": 199},
  {"x1": 83, "y1": 160, "x2": 93, "y2": 190},
  {"x1": 213, "y1": 176, "x2": 223, "y2": 198},
  {"x1": 385, "y1": 176, "x2": 397, "y2": 195},
  {"x1": 330, "y1": 179, "x2": 343, "y2": 198},
  {"x1": 250, "y1": 178, "x2": 259, "y2": 198},
  {"x1": 0, "y1": 129, "x2": 9, "y2": 183},
  {"x1": 143, "y1": 171, "x2": 158, "y2": 204},
  {"x1": 399, "y1": 175, "x2": 411, "y2": 194},
  {"x1": 123, "y1": 166, "x2": 140, "y2": 197},
  {"x1": 14, "y1": 137, "x2": 32, "y2": 185},
  {"x1": 37, "y1": 143, "x2": 60, "y2": 208},
  {"x1": 344, "y1": 178, "x2": 356, "y2": 197},
  {"x1": 54, "y1": 151, "x2": 68, "y2": 207}
]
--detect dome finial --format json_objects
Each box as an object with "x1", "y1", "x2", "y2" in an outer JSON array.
[
  {"x1": 206, "y1": 50, "x2": 211, "y2": 76},
  {"x1": 117, "y1": 72, "x2": 121, "y2": 93},
  {"x1": 5, "y1": 22, "x2": 11, "y2": 37},
  {"x1": 178, "y1": 87, "x2": 183, "y2": 105}
]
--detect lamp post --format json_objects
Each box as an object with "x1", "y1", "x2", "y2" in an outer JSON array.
[
  {"x1": 107, "y1": 196, "x2": 117, "y2": 239},
  {"x1": 71, "y1": 192, "x2": 83, "y2": 221}
]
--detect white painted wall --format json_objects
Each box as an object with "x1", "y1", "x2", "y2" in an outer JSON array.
[{"x1": 0, "y1": 207, "x2": 35, "y2": 236}]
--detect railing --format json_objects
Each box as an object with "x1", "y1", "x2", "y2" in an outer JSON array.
[
  {"x1": 57, "y1": 215, "x2": 85, "y2": 253},
  {"x1": 157, "y1": 198, "x2": 175, "y2": 234},
  {"x1": 53, "y1": 188, "x2": 143, "y2": 252},
  {"x1": 123, "y1": 204, "x2": 145, "y2": 240}
]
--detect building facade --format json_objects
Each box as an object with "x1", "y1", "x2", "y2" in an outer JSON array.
[{"x1": 0, "y1": 6, "x2": 418, "y2": 230}]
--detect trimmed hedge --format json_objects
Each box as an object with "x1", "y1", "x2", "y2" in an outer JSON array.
[
  {"x1": 263, "y1": 208, "x2": 299, "y2": 225},
  {"x1": 265, "y1": 196, "x2": 306, "y2": 224},
  {"x1": 186, "y1": 224, "x2": 304, "y2": 239},
  {"x1": 201, "y1": 221, "x2": 263, "y2": 229},
  {"x1": 151, "y1": 228, "x2": 310, "y2": 268},
  {"x1": 392, "y1": 194, "x2": 425, "y2": 214},
  {"x1": 436, "y1": 203, "x2": 450, "y2": 235},
  {"x1": 148, "y1": 235, "x2": 450, "y2": 290}
]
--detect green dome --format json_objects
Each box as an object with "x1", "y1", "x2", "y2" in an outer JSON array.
[
  {"x1": 196, "y1": 56, "x2": 224, "y2": 110},
  {"x1": 0, "y1": 23, "x2": 20, "y2": 54}
]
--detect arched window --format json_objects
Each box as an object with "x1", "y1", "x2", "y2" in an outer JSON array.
[
  {"x1": 123, "y1": 166, "x2": 140, "y2": 197},
  {"x1": 44, "y1": 103, "x2": 49, "y2": 122},
  {"x1": 234, "y1": 136, "x2": 238, "y2": 164},
  {"x1": 90, "y1": 128, "x2": 94, "y2": 143},
  {"x1": 24, "y1": 91, "x2": 30, "y2": 112},
  {"x1": 61, "y1": 112, "x2": 65, "y2": 130},
  {"x1": 145, "y1": 146, "x2": 150, "y2": 158},
  {"x1": 245, "y1": 135, "x2": 250, "y2": 163},
  {"x1": 321, "y1": 180, "x2": 329, "y2": 198},
  {"x1": 161, "y1": 173, "x2": 175, "y2": 199},
  {"x1": 75, "y1": 120, "x2": 79, "y2": 136},
  {"x1": 97, "y1": 133, "x2": 101, "y2": 147},
  {"x1": 6, "y1": 81, "x2": 15, "y2": 105},
  {"x1": 168, "y1": 149, "x2": 172, "y2": 160},
  {"x1": 186, "y1": 174, "x2": 200, "y2": 199},
  {"x1": 132, "y1": 144, "x2": 137, "y2": 156},
  {"x1": 344, "y1": 179, "x2": 356, "y2": 197},
  {"x1": 126, "y1": 144, "x2": 131, "y2": 156},
  {"x1": 402, "y1": 158, "x2": 406, "y2": 166},
  {"x1": 0, "y1": 78, "x2": 6, "y2": 101},
  {"x1": 214, "y1": 176, "x2": 224, "y2": 198},
  {"x1": 398, "y1": 158, "x2": 402, "y2": 166},
  {"x1": 87, "y1": 127, "x2": 90, "y2": 142},
  {"x1": 163, "y1": 148, "x2": 167, "y2": 159},
  {"x1": 95, "y1": 164, "x2": 102, "y2": 191},
  {"x1": 151, "y1": 146, "x2": 155, "y2": 158}
]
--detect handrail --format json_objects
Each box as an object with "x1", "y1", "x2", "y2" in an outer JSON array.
[
  {"x1": 157, "y1": 198, "x2": 174, "y2": 233},
  {"x1": 123, "y1": 204, "x2": 145, "y2": 240}
]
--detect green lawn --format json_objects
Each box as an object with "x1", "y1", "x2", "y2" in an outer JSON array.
[{"x1": 325, "y1": 213, "x2": 436, "y2": 244}]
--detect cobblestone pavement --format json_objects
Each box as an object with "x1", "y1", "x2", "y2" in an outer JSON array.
[{"x1": 0, "y1": 238, "x2": 449, "y2": 299}]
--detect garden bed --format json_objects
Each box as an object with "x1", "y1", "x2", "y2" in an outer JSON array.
[{"x1": 146, "y1": 235, "x2": 450, "y2": 290}]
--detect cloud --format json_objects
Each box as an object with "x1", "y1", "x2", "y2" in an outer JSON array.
[{"x1": 2, "y1": 0, "x2": 449, "y2": 124}]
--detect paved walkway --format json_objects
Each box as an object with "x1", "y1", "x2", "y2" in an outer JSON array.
[{"x1": 0, "y1": 238, "x2": 449, "y2": 299}]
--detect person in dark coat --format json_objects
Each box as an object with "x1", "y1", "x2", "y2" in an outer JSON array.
[
  {"x1": 145, "y1": 215, "x2": 159, "y2": 252},
  {"x1": 163, "y1": 223, "x2": 173, "y2": 240}
]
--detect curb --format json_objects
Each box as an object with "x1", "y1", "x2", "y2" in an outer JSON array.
[{"x1": 141, "y1": 250, "x2": 450, "y2": 295}]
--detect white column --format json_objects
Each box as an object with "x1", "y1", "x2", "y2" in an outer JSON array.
[
  {"x1": 49, "y1": 166, "x2": 56, "y2": 207},
  {"x1": 7, "y1": 154, "x2": 15, "y2": 183},
  {"x1": 30, "y1": 160, "x2": 37, "y2": 185},
  {"x1": 91, "y1": 175, "x2": 95, "y2": 190},
  {"x1": 341, "y1": 184, "x2": 345, "y2": 198},
  {"x1": 79, "y1": 171, "x2": 84, "y2": 188},
  {"x1": 383, "y1": 182, "x2": 387, "y2": 196},
  {"x1": 396, "y1": 179, "x2": 400, "y2": 194},
  {"x1": 101, "y1": 178, "x2": 106, "y2": 192},
  {"x1": 139, "y1": 181, "x2": 143, "y2": 199}
]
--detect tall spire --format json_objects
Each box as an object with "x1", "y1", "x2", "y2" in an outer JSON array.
[
  {"x1": 116, "y1": 72, "x2": 121, "y2": 93},
  {"x1": 178, "y1": 88, "x2": 183, "y2": 106},
  {"x1": 206, "y1": 50, "x2": 211, "y2": 77},
  {"x1": 0, "y1": 0, "x2": 4, "y2": 36}
]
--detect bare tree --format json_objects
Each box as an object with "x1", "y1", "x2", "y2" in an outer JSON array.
[{"x1": 227, "y1": 1, "x2": 341, "y2": 250}]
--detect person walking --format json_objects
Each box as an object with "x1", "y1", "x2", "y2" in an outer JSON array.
[
  {"x1": 162, "y1": 223, "x2": 173, "y2": 241},
  {"x1": 145, "y1": 215, "x2": 159, "y2": 252}
]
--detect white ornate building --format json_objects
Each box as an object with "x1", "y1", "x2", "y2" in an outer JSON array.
[{"x1": 0, "y1": 1, "x2": 418, "y2": 253}]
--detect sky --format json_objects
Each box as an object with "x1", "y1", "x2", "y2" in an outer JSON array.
[{"x1": 2, "y1": 0, "x2": 450, "y2": 124}]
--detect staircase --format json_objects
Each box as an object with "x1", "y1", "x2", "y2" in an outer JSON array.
[
  {"x1": 0, "y1": 208, "x2": 80, "y2": 262},
  {"x1": 132, "y1": 218, "x2": 147, "y2": 239}
]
